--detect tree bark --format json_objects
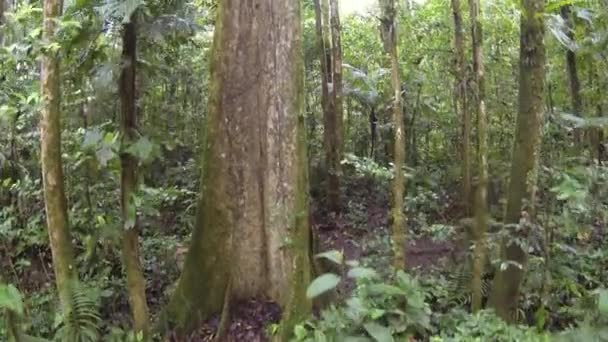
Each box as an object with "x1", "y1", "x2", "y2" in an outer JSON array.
[
  {"x1": 330, "y1": 0, "x2": 344, "y2": 167},
  {"x1": 314, "y1": 0, "x2": 341, "y2": 213},
  {"x1": 119, "y1": 17, "x2": 150, "y2": 338},
  {"x1": 380, "y1": 0, "x2": 407, "y2": 270},
  {"x1": 560, "y1": 5, "x2": 583, "y2": 144},
  {"x1": 40, "y1": 0, "x2": 78, "y2": 314},
  {"x1": 468, "y1": 0, "x2": 488, "y2": 313},
  {"x1": 489, "y1": 0, "x2": 546, "y2": 321},
  {"x1": 451, "y1": 0, "x2": 471, "y2": 215},
  {"x1": 165, "y1": 1, "x2": 310, "y2": 337}
]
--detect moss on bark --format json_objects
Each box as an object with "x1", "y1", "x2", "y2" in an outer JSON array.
[
  {"x1": 40, "y1": 0, "x2": 77, "y2": 314},
  {"x1": 489, "y1": 0, "x2": 546, "y2": 321},
  {"x1": 165, "y1": 1, "x2": 311, "y2": 337},
  {"x1": 119, "y1": 17, "x2": 150, "y2": 338}
]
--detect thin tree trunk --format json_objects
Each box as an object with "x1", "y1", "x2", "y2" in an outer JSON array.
[
  {"x1": 315, "y1": 0, "x2": 341, "y2": 213},
  {"x1": 468, "y1": 0, "x2": 488, "y2": 313},
  {"x1": 119, "y1": 17, "x2": 150, "y2": 338},
  {"x1": 380, "y1": 0, "x2": 407, "y2": 270},
  {"x1": 0, "y1": 0, "x2": 5, "y2": 44},
  {"x1": 489, "y1": 0, "x2": 546, "y2": 321},
  {"x1": 165, "y1": 1, "x2": 311, "y2": 337},
  {"x1": 41, "y1": 0, "x2": 78, "y2": 313},
  {"x1": 330, "y1": 0, "x2": 344, "y2": 160},
  {"x1": 451, "y1": 0, "x2": 471, "y2": 215},
  {"x1": 408, "y1": 84, "x2": 421, "y2": 167},
  {"x1": 561, "y1": 5, "x2": 583, "y2": 145},
  {"x1": 370, "y1": 106, "x2": 377, "y2": 159}
]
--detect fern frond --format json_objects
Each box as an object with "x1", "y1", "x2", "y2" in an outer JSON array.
[{"x1": 55, "y1": 282, "x2": 101, "y2": 342}]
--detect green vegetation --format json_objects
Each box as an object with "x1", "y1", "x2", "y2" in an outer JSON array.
[{"x1": 1, "y1": 0, "x2": 607, "y2": 341}]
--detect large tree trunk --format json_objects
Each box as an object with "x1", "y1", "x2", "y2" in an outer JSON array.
[
  {"x1": 40, "y1": 0, "x2": 78, "y2": 313},
  {"x1": 468, "y1": 0, "x2": 488, "y2": 313},
  {"x1": 489, "y1": 0, "x2": 546, "y2": 321},
  {"x1": 119, "y1": 17, "x2": 150, "y2": 338},
  {"x1": 451, "y1": 0, "x2": 471, "y2": 215},
  {"x1": 166, "y1": 1, "x2": 310, "y2": 337},
  {"x1": 380, "y1": 0, "x2": 407, "y2": 270}
]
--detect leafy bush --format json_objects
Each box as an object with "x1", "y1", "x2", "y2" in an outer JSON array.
[
  {"x1": 430, "y1": 309, "x2": 550, "y2": 342},
  {"x1": 294, "y1": 270, "x2": 431, "y2": 342}
]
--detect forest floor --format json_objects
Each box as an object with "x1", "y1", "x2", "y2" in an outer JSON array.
[{"x1": 187, "y1": 176, "x2": 462, "y2": 341}]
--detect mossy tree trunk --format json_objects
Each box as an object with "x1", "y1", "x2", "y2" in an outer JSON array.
[
  {"x1": 560, "y1": 5, "x2": 583, "y2": 145},
  {"x1": 40, "y1": 0, "x2": 78, "y2": 314},
  {"x1": 380, "y1": 0, "x2": 407, "y2": 270},
  {"x1": 119, "y1": 16, "x2": 150, "y2": 338},
  {"x1": 166, "y1": 0, "x2": 311, "y2": 337},
  {"x1": 489, "y1": 0, "x2": 546, "y2": 321},
  {"x1": 468, "y1": 0, "x2": 488, "y2": 313},
  {"x1": 451, "y1": 0, "x2": 471, "y2": 216},
  {"x1": 314, "y1": 0, "x2": 342, "y2": 213},
  {"x1": 329, "y1": 0, "x2": 344, "y2": 214}
]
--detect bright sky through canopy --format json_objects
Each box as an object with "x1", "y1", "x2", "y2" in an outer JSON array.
[
  {"x1": 340, "y1": 0, "x2": 376, "y2": 16},
  {"x1": 340, "y1": 0, "x2": 426, "y2": 16}
]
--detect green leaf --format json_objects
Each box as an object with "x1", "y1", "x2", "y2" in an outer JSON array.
[
  {"x1": 126, "y1": 137, "x2": 155, "y2": 162},
  {"x1": 599, "y1": 289, "x2": 608, "y2": 316},
  {"x1": 0, "y1": 283, "x2": 24, "y2": 315},
  {"x1": 125, "y1": 194, "x2": 137, "y2": 230},
  {"x1": 306, "y1": 273, "x2": 341, "y2": 299},
  {"x1": 315, "y1": 250, "x2": 344, "y2": 265},
  {"x1": 294, "y1": 324, "x2": 308, "y2": 339},
  {"x1": 83, "y1": 129, "x2": 103, "y2": 150},
  {"x1": 367, "y1": 284, "x2": 407, "y2": 297},
  {"x1": 347, "y1": 267, "x2": 378, "y2": 279},
  {"x1": 363, "y1": 322, "x2": 393, "y2": 342},
  {"x1": 96, "y1": 145, "x2": 115, "y2": 167}
]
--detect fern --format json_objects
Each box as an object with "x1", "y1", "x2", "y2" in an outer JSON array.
[
  {"x1": 54, "y1": 282, "x2": 101, "y2": 342},
  {"x1": 448, "y1": 258, "x2": 492, "y2": 307}
]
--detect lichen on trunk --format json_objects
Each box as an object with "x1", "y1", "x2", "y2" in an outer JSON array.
[
  {"x1": 40, "y1": 0, "x2": 78, "y2": 314},
  {"x1": 468, "y1": 0, "x2": 488, "y2": 313},
  {"x1": 165, "y1": 0, "x2": 311, "y2": 336},
  {"x1": 119, "y1": 17, "x2": 150, "y2": 338},
  {"x1": 489, "y1": 0, "x2": 546, "y2": 321},
  {"x1": 379, "y1": 0, "x2": 407, "y2": 270}
]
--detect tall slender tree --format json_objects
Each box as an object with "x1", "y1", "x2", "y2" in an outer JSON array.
[
  {"x1": 490, "y1": 0, "x2": 546, "y2": 321},
  {"x1": 379, "y1": 0, "x2": 407, "y2": 270},
  {"x1": 40, "y1": 0, "x2": 78, "y2": 313},
  {"x1": 560, "y1": 5, "x2": 583, "y2": 145},
  {"x1": 165, "y1": 1, "x2": 311, "y2": 338},
  {"x1": 314, "y1": 0, "x2": 342, "y2": 213},
  {"x1": 330, "y1": 0, "x2": 344, "y2": 174},
  {"x1": 468, "y1": 0, "x2": 488, "y2": 313},
  {"x1": 119, "y1": 15, "x2": 150, "y2": 338},
  {"x1": 451, "y1": 0, "x2": 471, "y2": 215}
]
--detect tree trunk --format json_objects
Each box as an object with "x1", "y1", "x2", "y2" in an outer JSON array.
[
  {"x1": 119, "y1": 17, "x2": 150, "y2": 338},
  {"x1": 370, "y1": 106, "x2": 378, "y2": 159},
  {"x1": 329, "y1": 0, "x2": 344, "y2": 213},
  {"x1": 489, "y1": 0, "x2": 546, "y2": 321},
  {"x1": 451, "y1": 0, "x2": 471, "y2": 215},
  {"x1": 380, "y1": 0, "x2": 407, "y2": 270},
  {"x1": 165, "y1": 1, "x2": 311, "y2": 337},
  {"x1": 0, "y1": 0, "x2": 5, "y2": 44},
  {"x1": 468, "y1": 0, "x2": 488, "y2": 313},
  {"x1": 560, "y1": 5, "x2": 583, "y2": 145},
  {"x1": 40, "y1": 0, "x2": 78, "y2": 313},
  {"x1": 314, "y1": 0, "x2": 341, "y2": 213}
]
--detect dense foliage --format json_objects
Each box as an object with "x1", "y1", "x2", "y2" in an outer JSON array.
[{"x1": 1, "y1": 0, "x2": 607, "y2": 341}]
